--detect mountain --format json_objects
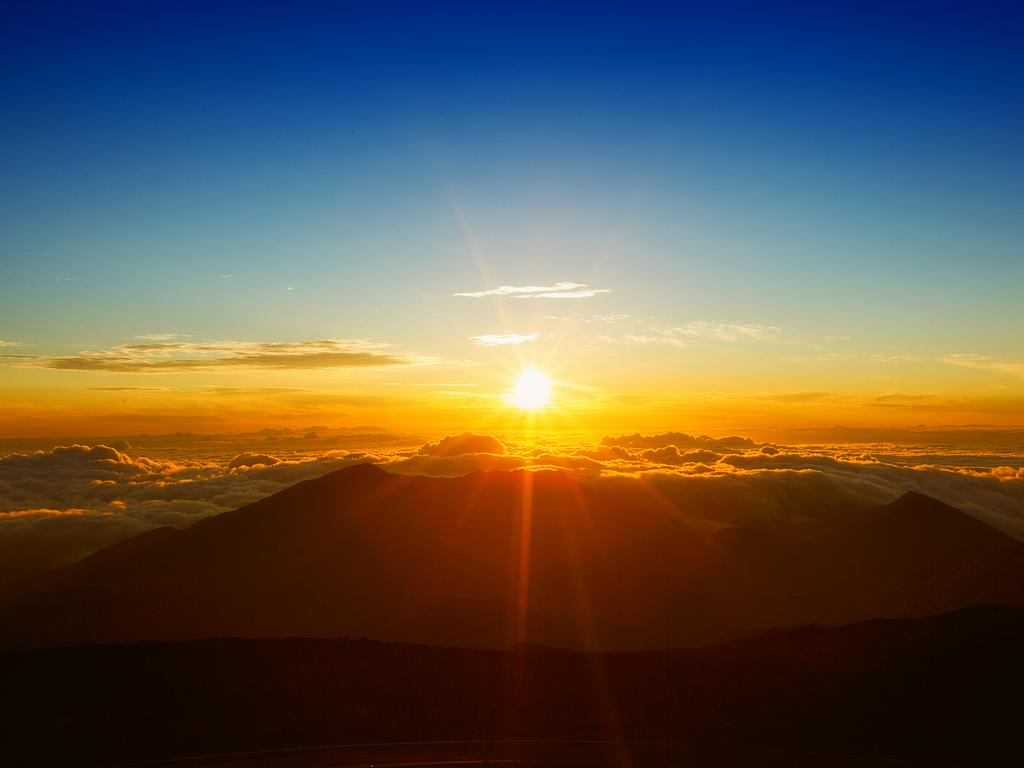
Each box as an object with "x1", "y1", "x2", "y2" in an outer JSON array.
[
  {"x1": 858, "y1": 489, "x2": 1019, "y2": 557},
  {"x1": 3, "y1": 604, "x2": 1022, "y2": 766},
  {"x1": 1, "y1": 464, "x2": 1022, "y2": 651}
]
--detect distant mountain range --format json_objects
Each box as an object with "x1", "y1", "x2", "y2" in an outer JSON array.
[{"x1": 2, "y1": 463, "x2": 1023, "y2": 651}]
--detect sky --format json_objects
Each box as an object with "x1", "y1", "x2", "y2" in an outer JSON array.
[{"x1": 1, "y1": 1, "x2": 1023, "y2": 439}]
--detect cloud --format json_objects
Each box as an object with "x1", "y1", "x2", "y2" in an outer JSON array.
[
  {"x1": 570, "y1": 446, "x2": 628, "y2": 462},
  {"x1": 687, "y1": 451, "x2": 1024, "y2": 537},
  {"x1": 397, "y1": 433, "x2": 1024, "y2": 544},
  {"x1": 403, "y1": 442, "x2": 1024, "y2": 539},
  {"x1": 471, "y1": 333, "x2": 539, "y2": 346},
  {"x1": 664, "y1": 321, "x2": 784, "y2": 343},
  {"x1": 0, "y1": 443, "x2": 377, "y2": 584},
  {"x1": 227, "y1": 453, "x2": 282, "y2": 471},
  {"x1": 759, "y1": 392, "x2": 832, "y2": 404},
  {"x1": 418, "y1": 433, "x2": 507, "y2": 457},
  {"x1": 602, "y1": 432, "x2": 756, "y2": 451},
  {"x1": 871, "y1": 392, "x2": 933, "y2": 405},
  {"x1": 2, "y1": 508, "x2": 93, "y2": 518},
  {"x1": 624, "y1": 322, "x2": 784, "y2": 347},
  {"x1": 388, "y1": 452, "x2": 526, "y2": 477},
  {"x1": 640, "y1": 446, "x2": 723, "y2": 465},
  {"x1": 1, "y1": 339, "x2": 420, "y2": 373},
  {"x1": 0, "y1": 340, "x2": 22, "y2": 348},
  {"x1": 86, "y1": 386, "x2": 171, "y2": 392},
  {"x1": 0, "y1": 443, "x2": 173, "y2": 476},
  {"x1": 0, "y1": 509, "x2": 154, "y2": 589},
  {"x1": 939, "y1": 354, "x2": 1024, "y2": 378},
  {"x1": 454, "y1": 282, "x2": 610, "y2": 299},
  {"x1": 2, "y1": 430, "x2": 1022, "y2": 589},
  {"x1": 132, "y1": 333, "x2": 183, "y2": 341},
  {"x1": 591, "y1": 316, "x2": 789, "y2": 348}
]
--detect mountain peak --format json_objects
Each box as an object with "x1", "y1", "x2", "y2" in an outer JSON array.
[
  {"x1": 882, "y1": 490, "x2": 973, "y2": 519},
  {"x1": 333, "y1": 461, "x2": 389, "y2": 479},
  {"x1": 895, "y1": 489, "x2": 930, "y2": 502},
  {"x1": 892, "y1": 490, "x2": 943, "y2": 507},
  {"x1": 290, "y1": 460, "x2": 390, "y2": 491},
  {"x1": 870, "y1": 490, "x2": 1016, "y2": 551}
]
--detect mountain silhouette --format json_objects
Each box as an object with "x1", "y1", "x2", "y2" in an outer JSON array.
[
  {"x1": 859, "y1": 489, "x2": 1018, "y2": 554},
  {"x1": 1, "y1": 465, "x2": 1022, "y2": 651},
  {"x1": 3, "y1": 603, "x2": 1023, "y2": 766}
]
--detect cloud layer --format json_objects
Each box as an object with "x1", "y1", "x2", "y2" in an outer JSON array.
[
  {"x1": 0, "y1": 442, "x2": 374, "y2": 583},
  {"x1": 2, "y1": 429, "x2": 1022, "y2": 586}
]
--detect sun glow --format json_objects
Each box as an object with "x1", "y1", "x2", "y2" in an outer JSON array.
[{"x1": 511, "y1": 369, "x2": 551, "y2": 409}]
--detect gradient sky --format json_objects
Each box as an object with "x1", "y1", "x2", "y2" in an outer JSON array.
[{"x1": 1, "y1": 2, "x2": 1022, "y2": 438}]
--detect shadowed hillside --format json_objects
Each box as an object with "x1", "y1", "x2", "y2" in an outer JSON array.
[
  {"x1": 2, "y1": 464, "x2": 1023, "y2": 651},
  {"x1": 2, "y1": 604, "x2": 1022, "y2": 766}
]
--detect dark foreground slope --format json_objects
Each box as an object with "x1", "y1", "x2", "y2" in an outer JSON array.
[
  {"x1": 2, "y1": 604, "x2": 1021, "y2": 766},
  {"x1": 2, "y1": 464, "x2": 1023, "y2": 651}
]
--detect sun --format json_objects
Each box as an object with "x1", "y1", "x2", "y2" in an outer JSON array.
[{"x1": 511, "y1": 369, "x2": 551, "y2": 409}]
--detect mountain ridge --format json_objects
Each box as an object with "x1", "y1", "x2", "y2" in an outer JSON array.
[
  {"x1": 3, "y1": 602, "x2": 1023, "y2": 766},
  {"x1": 2, "y1": 463, "x2": 1022, "y2": 652}
]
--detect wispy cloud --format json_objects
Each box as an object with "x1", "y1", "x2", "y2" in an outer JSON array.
[
  {"x1": 454, "y1": 281, "x2": 610, "y2": 299},
  {"x1": 86, "y1": 386, "x2": 171, "y2": 392},
  {"x1": 132, "y1": 333, "x2": 183, "y2": 342},
  {"x1": 667, "y1": 321, "x2": 783, "y2": 343},
  {"x1": 1, "y1": 339, "x2": 421, "y2": 373},
  {"x1": 939, "y1": 354, "x2": 1024, "y2": 378},
  {"x1": 598, "y1": 318, "x2": 786, "y2": 348},
  {"x1": 0, "y1": 340, "x2": 23, "y2": 348},
  {"x1": 471, "y1": 333, "x2": 539, "y2": 346}
]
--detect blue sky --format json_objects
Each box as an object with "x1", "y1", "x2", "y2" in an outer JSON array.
[{"x1": 1, "y1": 2, "x2": 1022, "y2": 436}]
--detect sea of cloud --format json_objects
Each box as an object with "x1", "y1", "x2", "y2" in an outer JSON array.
[{"x1": 1, "y1": 428, "x2": 1022, "y2": 585}]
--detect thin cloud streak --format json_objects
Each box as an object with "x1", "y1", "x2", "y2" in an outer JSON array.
[
  {"x1": 939, "y1": 354, "x2": 1024, "y2": 379},
  {"x1": 594, "y1": 316, "x2": 787, "y2": 347},
  {"x1": 1, "y1": 339, "x2": 421, "y2": 373},
  {"x1": 454, "y1": 282, "x2": 610, "y2": 299},
  {"x1": 471, "y1": 333, "x2": 539, "y2": 346}
]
